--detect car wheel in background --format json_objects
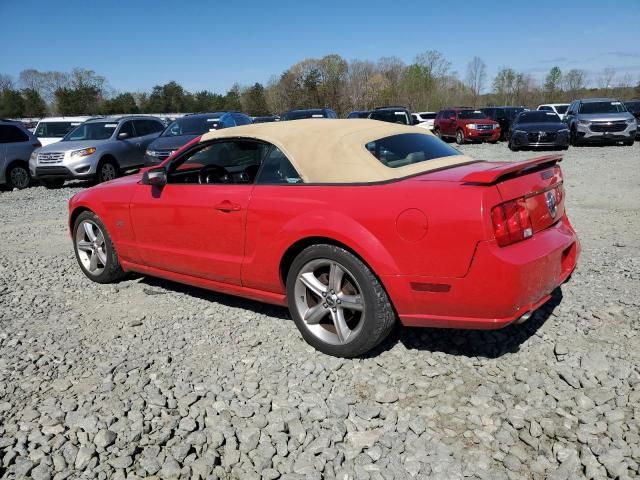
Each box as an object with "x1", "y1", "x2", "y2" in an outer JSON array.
[
  {"x1": 623, "y1": 139, "x2": 634, "y2": 146},
  {"x1": 6, "y1": 163, "x2": 31, "y2": 190},
  {"x1": 508, "y1": 140, "x2": 518, "y2": 152},
  {"x1": 42, "y1": 179, "x2": 65, "y2": 189},
  {"x1": 96, "y1": 159, "x2": 119, "y2": 184},
  {"x1": 73, "y1": 211, "x2": 126, "y2": 284},
  {"x1": 455, "y1": 129, "x2": 465, "y2": 145},
  {"x1": 570, "y1": 128, "x2": 581, "y2": 146},
  {"x1": 286, "y1": 244, "x2": 395, "y2": 357},
  {"x1": 434, "y1": 128, "x2": 442, "y2": 139}
]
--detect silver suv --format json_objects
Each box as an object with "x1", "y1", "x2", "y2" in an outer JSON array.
[
  {"x1": 29, "y1": 116, "x2": 164, "y2": 188},
  {"x1": 1, "y1": 119, "x2": 41, "y2": 190},
  {"x1": 564, "y1": 98, "x2": 636, "y2": 146}
]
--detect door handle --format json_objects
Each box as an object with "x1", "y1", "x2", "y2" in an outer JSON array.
[{"x1": 215, "y1": 201, "x2": 241, "y2": 212}]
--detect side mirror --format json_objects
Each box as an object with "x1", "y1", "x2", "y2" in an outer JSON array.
[
  {"x1": 142, "y1": 167, "x2": 167, "y2": 187},
  {"x1": 118, "y1": 132, "x2": 130, "y2": 140}
]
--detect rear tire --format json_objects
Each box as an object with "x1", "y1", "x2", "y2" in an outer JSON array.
[
  {"x1": 73, "y1": 211, "x2": 126, "y2": 284},
  {"x1": 6, "y1": 163, "x2": 31, "y2": 190},
  {"x1": 623, "y1": 139, "x2": 634, "y2": 146},
  {"x1": 570, "y1": 128, "x2": 581, "y2": 146},
  {"x1": 508, "y1": 140, "x2": 518, "y2": 152},
  {"x1": 455, "y1": 129, "x2": 465, "y2": 145},
  {"x1": 286, "y1": 244, "x2": 395, "y2": 357},
  {"x1": 96, "y1": 159, "x2": 119, "y2": 184},
  {"x1": 42, "y1": 178, "x2": 65, "y2": 189}
]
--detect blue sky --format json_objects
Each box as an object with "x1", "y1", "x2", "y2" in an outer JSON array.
[{"x1": 1, "y1": 0, "x2": 639, "y2": 94}]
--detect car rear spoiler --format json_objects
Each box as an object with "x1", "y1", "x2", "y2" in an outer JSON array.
[{"x1": 462, "y1": 154, "x2": 563, "y2": 185}]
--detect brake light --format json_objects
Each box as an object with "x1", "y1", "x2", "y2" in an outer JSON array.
[{"x1": 491, "y1": 198, "x2": 533, "y2": 247}]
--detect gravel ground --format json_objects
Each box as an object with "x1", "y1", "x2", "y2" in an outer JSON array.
[{"x1": 1, "y1": 142, "x2": 639, "y2": 479}]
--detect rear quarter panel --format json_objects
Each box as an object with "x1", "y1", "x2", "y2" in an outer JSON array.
[{"x1": 243, "y1": 179, "x2": 501, "y2": 294}]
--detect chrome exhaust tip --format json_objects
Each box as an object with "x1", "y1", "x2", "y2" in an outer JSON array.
[{"x1": 515, "y1": 311, "x2": 533, "y2": 325}]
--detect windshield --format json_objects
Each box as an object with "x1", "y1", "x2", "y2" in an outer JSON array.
[
  {"x1": 366, "y1": 133, "x2": 460, "y2": 168},
  {"x1": 63, "y1": 122, "x2": 118, "y2": 141},
  {"x1": 35, "y1": 121, "x2": 82, "y2": 138},
  {"x1": 579, "y1": 101, "x2": 627, "y2": 114},
  {"x1": 162, "y1": 116, "x2": 222, "y2": 137},
  {"x1": 555, "y1": 105, "x2": 569, "y2": 114},
  {"x1": 369, "y1": 110, "x2": 410, "y2": 125},
  {"x1": 419, "y1": 113, "x2": 437, "y2": 120},
  {"x1": 458, "y1": 110, "x2": 487, "y2": 120},
  {"x1": 516, "y1": 111, "x2": 561, "y2": 124},
  {"x1": 283, "y1": 110, "x2": 325, "y2": 120},
  {"x1": 624, "y1": 101, "x2": 640, "y2": 113}
]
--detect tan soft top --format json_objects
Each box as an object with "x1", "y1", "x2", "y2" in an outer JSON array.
[{"x1": 199, "y1": 119, "x2": 473, "y2": 183}]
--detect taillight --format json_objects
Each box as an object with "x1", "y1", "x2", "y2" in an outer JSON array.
[
  {"x1": 491, "y1": 197, "x2": 533, "y2": 247},
  {"x1": 33, "y1": 141, "x2": 41, "y2": 148}
]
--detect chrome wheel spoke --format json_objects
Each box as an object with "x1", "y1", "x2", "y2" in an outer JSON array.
[
  {"x1": 337, "y1": 293, "x2": 364, "y2": 312},
  {"x1": 88, "y1": 251, "x2": 98, "y2": 271},
  {"x1": 83, "y1": 222, "x2": 96, "y2": 241},
  {"x1": 299, "y1": 272, "x2": 328, "y2": 298},
  {"x1": 95, "y1": 248, "x2": 107, "y2": 266},
  {"x1": 330, "y1": 308, "x2": 351, "y2": 344},
  {"x1": 304, "y1": 303, "x2": 328, "y2": 325},
  {"x1": 77, "y1": 240, "x2": 93, "y2": 252},
  {"x1": 96, "y1": 231, "x2": 106, "y2": 248},
  {"x1": 328, "y1": 262, "x2": 344, "y2": 293}
]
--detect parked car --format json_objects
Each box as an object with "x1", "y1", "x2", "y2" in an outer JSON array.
[
  {"x1": 34, "y1": 117, "x2": 92, "y2": 146},
  {"x1": 433, "y1": 108, "x2": 500, "y2": 144},
  {"x1": 281, "y1": 109, "x2": 337, "y2": 121},
  {"x1": 145, "y1": 112, "x2": 252, "y2": 166},
  {"x1": 537, "y1": 104, "x2": 570, "y2": 121},
  {"x1": 252, "y1": 115, "x2": 279, "y2": 123},
  {"x1": 368, "y1": 106, "x2": 414, "y2": 125},
  {"x1": 508, "y1": 111, "x2": 569, "y2": 151},
  {"x1": 69, "y1": 119, "x2": 579, "y2": 357},
  {"x1": 30, "y1": 116, "x2": 165, "y2": 188},
  {"x1": 480, "y1": 107, "x2": 526, "y2": 140},
  {"x1": 0, "y1": 119, "x2": 41, "y2": 189},
  {"x1": 412, "y1": 112, "x2": 437, "y2": 130},
  {"x1": 624, "y1": 100, "x2": 640, "y2": 138},
  {"x1": 564, "y1": 98, "x2": 636, "y2": 146},
  {"x1": 346, "y1": 111, "x2": 371, "y2": 119}
]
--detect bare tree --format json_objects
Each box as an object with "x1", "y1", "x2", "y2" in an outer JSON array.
[
  {"x1": 563, "y1": 69, "x2": 587, "y2": 98},
  {"x1": 0, "y1": 73, "x2": 14, "y2": 92},
  {"x1": 465, "y1": 57, "x2": 486, "y2": 106},
  {"x1": 599, "y1": 67, "x2": 616, "y2": 92}
]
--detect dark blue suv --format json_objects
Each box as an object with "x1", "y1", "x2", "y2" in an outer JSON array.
[{"x1": 144, "y1": 111, "x2": 252, "y2": 165}]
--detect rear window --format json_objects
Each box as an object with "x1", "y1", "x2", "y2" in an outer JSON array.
[
  {"x1": 0, "y1": 124, "x2": 30, "y2": 143},
  {"x1": 369, "y1": 110, "x2": 410, "y2": 125},
  {"x1": 365, "y1": 133, "x2": 460, "y2": 168},
  {"x1": 419, "y1": 113, "x2": 436, "y2": 120},
  {"x1": 35, "y1": 121, "x2": 80, "y2": 138}
]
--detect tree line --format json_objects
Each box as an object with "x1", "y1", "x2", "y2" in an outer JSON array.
[{"x1": 1, "y1": 53, "x2": 639, "y2": 119}]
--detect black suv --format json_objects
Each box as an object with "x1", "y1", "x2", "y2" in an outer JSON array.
[
  {"x1": 280, "y1": 109, "x2": 337, "y2": 121},
  {"x1": 368, "y1": 106, "x2": 416, "y2": 125},
  {"x1": 346, "y1": 111, "x2": 371, "y2": 119},
  {"x1": 144, "y1": 112, "x2": 253, "y2": 165},
  {"x1": 480, "y1": 107, "x2": 526, "y2": 140}
]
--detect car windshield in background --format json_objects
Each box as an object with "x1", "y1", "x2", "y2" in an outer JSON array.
[
  {"x1": 579, "y1": 101, "x2": 627, "y2": 114},
  {"x1": 366, "y1": 133, "x2": 460, "y2": 168},
  {"x1": 624, "y1": 101, "x2": 640, "y2": 113},
  {"x1": 420, "y1": 113, "x2": 437, "y2": 119},
  {"x1": 35, "y1": 121, "x2": 81, "y2": 138},
  {"x1": 517, "y1": 112, "x2": 561, "y2": 123},
  {"x1": 283, "y1": 110, "x2": 325, "y2": 120},
  {"x1": 458, "y1": 110, "x2": 487, "y2": 120},
  {"x1": 555, "y1": 105, "x2": 569, "y2": 114},
  {"x1": 162, "y1": 116, "x2": 221, "y2": 137},
  {"x1": 63, "y1": 122, "x2": 117, "y2": 141},
  {"x1": 370, "y1": 110, "x2": 410, "y2": 125}
]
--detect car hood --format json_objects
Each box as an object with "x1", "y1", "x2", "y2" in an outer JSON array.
[
  {"x1": 514, "y1": 122, "x2": 567, "y2": 132},
  {"x1": 578, "y1": 113, "x2": 634, "y2": 122},
  {"x1": 148, "y1": 134, "x2": 199, "y2": 151},
  {"x1": 39, "y1": 139, "x2": 111, "y2": 152}
]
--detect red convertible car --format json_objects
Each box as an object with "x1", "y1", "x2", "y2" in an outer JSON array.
[{"x1": 69, "y1": 119, "x2": 579, "y2": 357}]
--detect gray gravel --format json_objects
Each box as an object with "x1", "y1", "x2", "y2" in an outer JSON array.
[{"x1": 1, "y1": 142, "x2": 639, "y2": 479}]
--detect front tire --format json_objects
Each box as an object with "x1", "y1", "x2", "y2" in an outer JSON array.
[
  {"x1": 623, "y1": 139, "x2": 634, "y2": 146},
  {"x1": 508, "y1": 140, "x2": 518, "y2": 152},
  {"x1": 455, "y1": 129, "x2": 465, "y2": 145},
  {"x1": 6, "y1": 163, "x2": 31, "y2": 190},
  {"x1": 286, "y1": 244, "x2": 395, "y2": 357},
  {"x1": 433, "y1": 128, "x2": 442, "y2": 139},
  {"x1": 96, "y1": 159, "x2": 119, "y2": 184},
  {"x1": 73, "y1": 211, "x2": 125, "y2": 284}
]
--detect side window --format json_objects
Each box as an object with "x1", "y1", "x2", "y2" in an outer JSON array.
[
  {"x1": 168, "y1": 140, "x2": 268, "y2": 185},
  {"x1": 256, "y1": 146, "x2": 302, "y2": 184},
  {"x1": 135, "y1": 120, "x2": 164, "y2": 136},
  {"x1": 233, "y1": 114, "x2": 251, "y2": 126},
  {"x1": 118, "y1": 121, "x2": 136, "y2": 138},
  {"x1": 0, "y1": 125, "x2": 30, "y2": 143}
]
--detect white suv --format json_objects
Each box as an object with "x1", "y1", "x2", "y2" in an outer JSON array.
[
  {"x1": 34, "y1": 117, "x2": 92, "y2": 146},
  {"x1": 412, "y1": 112, "x2": 437, "y2": 130},
  {"x1": 537, "y1": 104, "x2": 569, "y2": 121}
]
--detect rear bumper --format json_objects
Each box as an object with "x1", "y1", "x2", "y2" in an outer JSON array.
[{"x1": 384, "y1": 216, "x2": 579, "y2": 329}]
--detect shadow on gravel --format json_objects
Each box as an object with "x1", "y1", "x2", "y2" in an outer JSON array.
[
  {"x1": 367, "y1": 288, "x2": 564, "y2": 359},
  {"x1": 139, "y1": 276, "x2": 292, "y2": 321}
]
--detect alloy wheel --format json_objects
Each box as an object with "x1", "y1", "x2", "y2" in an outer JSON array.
[
  {"x1": 75, "y1": 220, "x2": 107, "y2": 276},
  {"x1": 100, "y1": 163, "x2": 117, "y2": 182},
  {"x1": 293, "y1": 259, "x2": 365, "y2": 345},
  {"x1": 9, "y1": 166, "x2": 30, "y2": 189}
]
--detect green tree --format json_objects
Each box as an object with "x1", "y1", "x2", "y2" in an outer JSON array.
[
  {"x1": 242, "y1": 83, "x2": 269, "y2": 116},
  {"x1": 22, "y1": 88, "x2": 47, "y2": 117},
  {"x1": 0, "y1": 89, "x2": 25, "y2": 117},
  {"x1": 492, "y1": 68, "x2": 517, "y2": 105},
  {"x1": 102, "y1": 93, "x2": 139, "y2": 114},
  {"x1": 544, "y1": 66, "x2": 562, "y2": 102},
  {"x1": 223, "y1": 84, "x2": 242, "y2": 111},
  {"x1": 55, "y1": 85, "x2": 101, "y2": 115}
]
